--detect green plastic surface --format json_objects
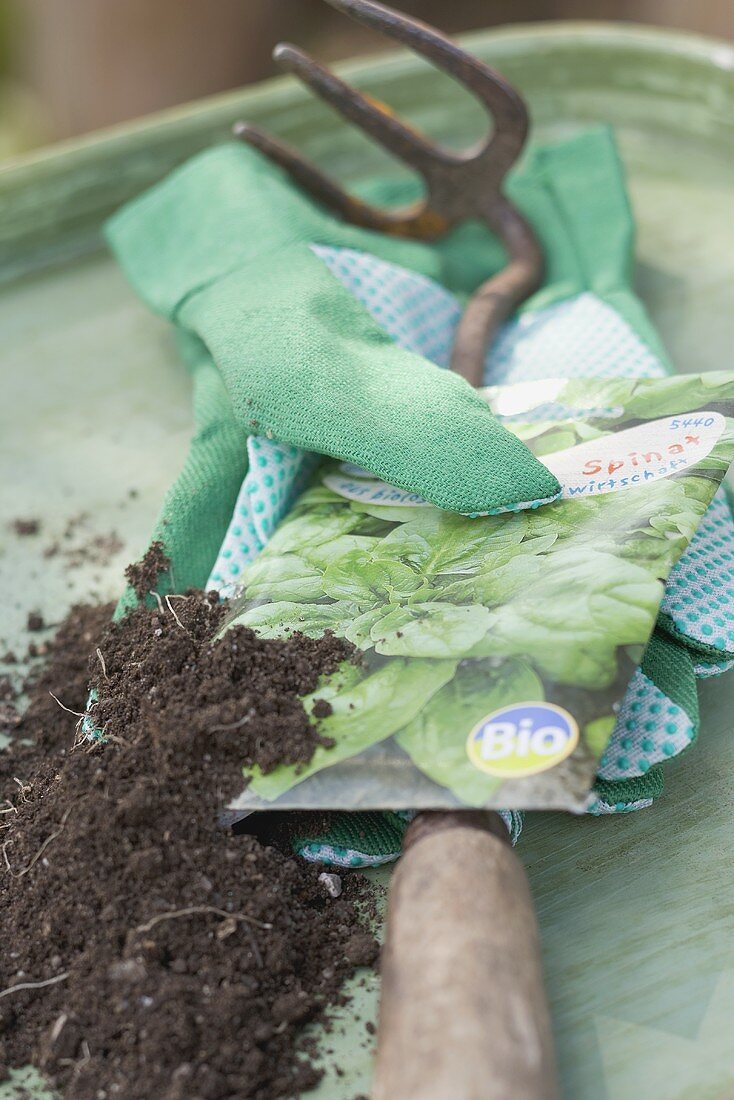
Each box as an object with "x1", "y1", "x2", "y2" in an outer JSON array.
[{"x1": 2, "y1": 21, "x2": 734, "y2": 1099}]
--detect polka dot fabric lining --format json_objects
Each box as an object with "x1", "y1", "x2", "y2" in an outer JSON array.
[
  {"x1": 660, "y1": 488, "x2": 734, "y2": 659},
  {"x1": 209, "y1": 438, "x2": 318, "y2": 597},
  {"x1": 312, "y1": 245, "x2": 669, "y2": 383},
  {"x1": 488, "y1": 292, "x2": 668, "y2": 383},
  {"x1": 586, "y1": 796, "x2": 654, "y2": 815},
  {"x1": 694, "y1": 656, "x2": 734, "y2": 678},
  {"x1": 597, "y1": 668, "x2": 694, "y2": 781}
]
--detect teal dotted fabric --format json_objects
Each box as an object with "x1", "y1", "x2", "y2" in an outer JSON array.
[
  {"x1": 694, "y1": 655, "x2": 734, "y2": 678},
  {"x1": 596, "y1": 668, "x2": 693, "y2": 782},
  {"x1": 660, "y1": 488, "x2": 734, "y2": 659},
  {"x1": 299, "y1": 842, "x2": 402, "y2": 868},
  {"x1": 489, "y1": 292, "x2": 667, "y2": 382},
  {"x1": 585, "y1": 794, "x2": 654, "y2": 815},
  {"x1": 313, "y1": 245, "x2": 668, "y2": 383},
  {"x1": 209, "y1": 437, "x2": 318, "y2": 597}
]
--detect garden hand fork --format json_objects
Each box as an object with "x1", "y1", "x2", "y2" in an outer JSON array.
[{"x1": 236, "y1": 3, "x2": 556, "y2": 1097}]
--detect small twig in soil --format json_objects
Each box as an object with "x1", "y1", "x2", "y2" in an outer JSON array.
[
  {"x1": 62, "y1": 1037, "x2": 92, "y2": 1075},
  {"x1": 135, "y1": 905, "x2": 272, "y2": 935},
  {"x1": 72, "y1": 715, "x2": 96, "y2": 752},
  {"x1": 0, "y1": 801, "x2": 17, "y2": 814},
  {"x1": 3, "y1": 806, "x2": 73, "y2": 879},
  {"x1": 148, "y1": 590, "x2": 165, "y2": 615},
  {"x1": 210, "y1": 712, "x2": 254, "y2": 733},
  {"x1": 96, "y1": 648, "x2": 109, "y2": 681},
  {"x1": 14, "y1": 777, "x2": 31, "y2": 802},
  {"x1": 244, "y1": 925, "x2": 264, "y2": 969},
  {"x1": 49, "y1": 692, "x2": 86, "y2": 719},
  {"x1": 72, "y1": 726, "x2": 88, "y2": 752},
  {"x1": 164, "y1": 594, "x2": 188, "y2": 633},
  {"x1": 0, "y1": 972, "x2": 69, "y2": 1000}
]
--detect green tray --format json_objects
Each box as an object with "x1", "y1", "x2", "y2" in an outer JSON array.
[{"x1": 2, "y1": 22, "x2": 734, "y2": 1100}]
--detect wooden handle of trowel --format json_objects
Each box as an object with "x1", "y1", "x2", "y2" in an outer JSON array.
[{"x1": 373, "y1": 811, "x2": 557, "y2": 1100}]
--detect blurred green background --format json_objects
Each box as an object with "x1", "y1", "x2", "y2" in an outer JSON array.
[{"x1": 2, "y1": 0, "x2": 734, "y2": 159}]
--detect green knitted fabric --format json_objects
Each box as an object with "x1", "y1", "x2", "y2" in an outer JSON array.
[
  {"x1": 115, "y1": 330, "x2": 248, "y2": 616},
  {"x1": 292, "y1": 811, "x2": 408, "y2": 867},
  {"x1": 107, "y1": 125, "x2": 662, "y2": 602},
  {"x1": 593, "y1": 766, "x2": 665, "y2": 812},
  {"x1": 641, "y1": 630, "x2": 699, "y2": 722},
  {"x1": 107, "y1": 143, "x2": 559, "y2": 518}
]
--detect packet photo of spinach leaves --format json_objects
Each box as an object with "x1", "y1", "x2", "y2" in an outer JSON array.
[{"x1": 223, "y1": 373, "x2": 734, "y2": 813}]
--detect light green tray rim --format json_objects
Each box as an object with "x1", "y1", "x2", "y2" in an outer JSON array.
[{"x1": 3, "y1": 21, "x2": 734, "y2": 283}]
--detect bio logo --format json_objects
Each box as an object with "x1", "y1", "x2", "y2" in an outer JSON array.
[{"x1": 466, "y1": 703, "x2": 579, "y2": 778}]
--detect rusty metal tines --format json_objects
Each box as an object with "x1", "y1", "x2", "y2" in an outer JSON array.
[{"x1": 234, "y1": 0, "x2": 543, "y2": 388}]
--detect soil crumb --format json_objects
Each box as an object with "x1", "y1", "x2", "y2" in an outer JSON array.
[
  {"x1": 12, "y1": 519, "x2": 40, "y2": 537},
  {"x1": 0, "y1": 559, "x2": 374, "y2": 1098},
  {"x1": 26, "y1": 612, "x2": 45, "y2": 633},
  {"x1": 124, "y1": 537, "x2": 170, "y2": 600}
]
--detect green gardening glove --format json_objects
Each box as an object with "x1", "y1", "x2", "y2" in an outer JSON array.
[
  {"x1": 105, "y1": 125, "x2": 641, "y2": 602},
  {"x1": 106, "y1": 141, "x2": 558, "y2": 531}
]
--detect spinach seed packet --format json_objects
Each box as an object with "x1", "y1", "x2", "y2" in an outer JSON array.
[{"x1": 223, "y1": 373, "x2": 734, "y2": 813}]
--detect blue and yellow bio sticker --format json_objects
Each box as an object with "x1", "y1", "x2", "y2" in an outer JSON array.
[{"x1": 466, "y1": 702, "x2": 579, "y2": 778}]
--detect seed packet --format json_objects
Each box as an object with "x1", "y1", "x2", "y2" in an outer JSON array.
[{"x1": 222, "y1": 373, "x2": 734, "y2": 812}]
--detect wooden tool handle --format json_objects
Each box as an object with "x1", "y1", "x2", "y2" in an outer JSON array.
[{"x1": 373, "y1": 811, "x2": 557, "y2": 1100}]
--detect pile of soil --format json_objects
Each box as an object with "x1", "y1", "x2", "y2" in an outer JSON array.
[
  {"x1": 124, "y1": 538, "x2": 171, "y2": 601},
  {"x1": 0, "y1": 550, "x2": 377, "y2": 1099}
]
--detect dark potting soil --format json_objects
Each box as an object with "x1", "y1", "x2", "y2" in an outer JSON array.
[
  {"x1": 0, "y1": 603, "x2": 116, "y2": 793},
  {"x1": 0, "y1": 554, "x2": 376, "y2": 1099},
  {"x1": 26, "y1": 612, "x2": 45, "y2": 634},
  {"x1": 124, "y1": 537, "x2": 170, "y2": 600},
  {"x1": 11, "y1": 519, "x2": 40, "y2": 537}
]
